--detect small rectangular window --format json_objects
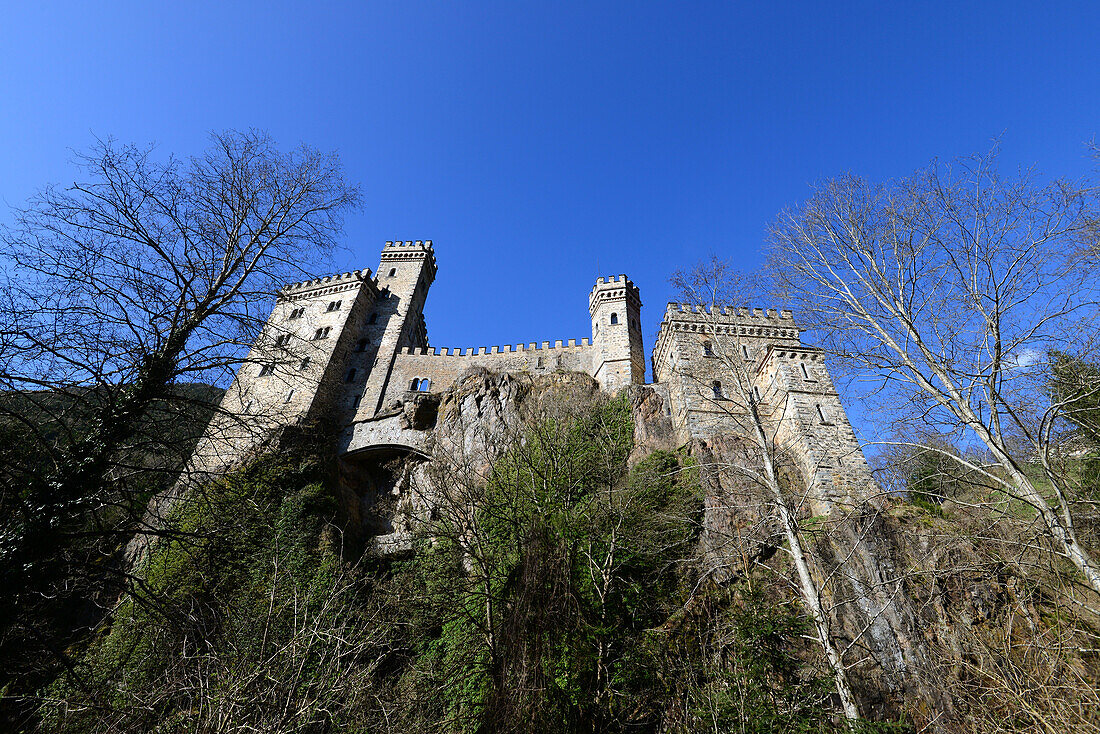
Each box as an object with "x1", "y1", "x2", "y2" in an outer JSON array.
[
  {"x1": 816, "y1": 403, "x2": 831, "y2": 424},
  {"x1": 284, "y1": 389, "x2": 295, "y2": 403},
  {"x1": 741, "y1": 345, "x2": 750, "y2": 359},
  {"x1": 299, "y1": 356, "x2": 311, "y2": 371},
  {"x1": 275, "y1": 334, "x2": 290, "y2": 347}
]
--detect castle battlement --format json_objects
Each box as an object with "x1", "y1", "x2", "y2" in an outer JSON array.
[
  {"x1": 397, "y1": 339, "x2": 592, "y2": 357},
  {"x1": 589, "y1": 275, "x2": 641, "y2": 313},
  {"x1": 279, "y1": 269, "x2": 376, "y2": 300},
  {"x1": 664, "y1": 303, "x2": 795, "y2": 320}
]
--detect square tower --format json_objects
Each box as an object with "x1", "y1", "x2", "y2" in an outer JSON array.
[
  {"x1": 589, "y1": 275, "x2": 645, "y2": 391},
  {"x1": 354, "y1": 240, "x2": 437, "y2": 418}
]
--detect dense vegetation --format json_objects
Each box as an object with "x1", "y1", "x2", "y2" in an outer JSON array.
[
  {"x1": 0, "y1": 384, "x2": 223, "y2": 727},
  {"x1": 24, "y1": 394, "x2": 901, "y2": 733},
  {"x1": 7, "y1": 355, "x2": 1099, "y2": 732}
]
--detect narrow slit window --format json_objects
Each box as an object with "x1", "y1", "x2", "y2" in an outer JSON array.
[
  {"x1": 346, "y1": 368, "x2": 357, "y2": 382},
  {"x1": 284, "y1": 389, "x2": 294, "y2": 404},
  {"x1": 741, "y1": 345, "x2": 750, "y2": 359},
  {"x1": 243, "y1": 401, "x2": 253, "y2": 413},
  {"x1": 816, "y1": 403, "x2": 829, "y2": 424},
  {"x1": 800, "y1": 362, "x2": 810, "y2": 380},
  {"x1": 352, "y1": 394, "x2": 362, "y2": 409},
  {"x1": 712, "y1": 381, "x2": 722, "y2": 399}
]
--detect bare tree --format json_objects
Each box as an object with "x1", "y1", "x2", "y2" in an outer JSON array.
[
  {"x1": 670, "y1": 259, "x2": 862, "y2": 721},
  {"x1": 0, "y1": 130, "x2": 358, "y2": 708},
  {"x1": 767, "y1": 146, "x2": 1100, "y2": 601}
]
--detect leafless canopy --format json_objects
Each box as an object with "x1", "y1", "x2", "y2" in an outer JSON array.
[{"x1": 767, "y1": 146, "x2": 1100, "y2": 600}]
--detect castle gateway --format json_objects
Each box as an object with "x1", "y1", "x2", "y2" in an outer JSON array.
[{"x1": 189, "y1": 239, "x2": 875, "y2": 516}]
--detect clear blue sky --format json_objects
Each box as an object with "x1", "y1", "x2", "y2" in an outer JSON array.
[{"x1": 2, "y1": 2, "x2": 1098, "y2": 366}]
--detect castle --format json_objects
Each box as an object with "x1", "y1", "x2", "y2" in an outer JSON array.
[{"x1": 190, "y1": 239, "x2": 875, "y2": 522}]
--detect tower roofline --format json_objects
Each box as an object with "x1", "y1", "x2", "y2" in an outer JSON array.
[{"x1": 588, "y1": 274, "x2": 641, "y2": 314}]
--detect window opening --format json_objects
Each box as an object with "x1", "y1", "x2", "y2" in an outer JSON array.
[
  {"x1": 284, "y1": 389, "x2": 294, "y2": 403},
  {"x1": 610, "y1": 312, "x2": 619, "y2": 325},
  {"x1": 754, "y1": 386, "x2": 762, "y2": 402},
  {"x1": 346, "y1": 368, "x2": 357, "y2": 382},
  {"x1": 356, "y1": 338, "x2": 369, "y2": 351},
  {"x1": 312, "y1": 327, "x2": 331, "y2": 340},
  {"x1": 537, "y1": 356, "x2": 544, "y2": 368},
  {"x1": 299, "y1": 356, "x2": 311, "y2": 371},
  {"x1": 712, "y1": 381, "x2": 723, "y2": 399},
  {"x1": 388, "y1": 267, "x2": 397, "y2": 277},
  {"x1": 741, "y1": 344, "x2": 750, "y2": 359},
  {"x1": 258, "y1": 364, "x2": 274, "y2": 377},
  {"x1": 275, "y1": 334, "x2": 290, "y2": 347},
  {"x1": 368, "y1": 313, "x2": 378, "y2": 325},
  {"x1": 702, "y1": 340, "x2": 713, "y2": 357},
  {"x1": 243, "y1": 401, "x2": 253, "y2": 413},
  {"x1": 352, "y1": 394, "x2": 362, "y2": 409},
  {"x1": 420, "y1": 378, "x2": 431, "y2": 392},
  {"x1": 409, "y1": 378, "x2": 420, "y2": 391},
  {"x1": 816, "y1": 403, "x2": 829, "y2": 424},
  {"x1": 801, "y1": 362, "x2": 811, "y2": 380},
  {"x1": 288, "y1": 307, "x2": 304, "y2": 320}
]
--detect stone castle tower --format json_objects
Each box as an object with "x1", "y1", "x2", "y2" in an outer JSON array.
[{"x1": 188, "y1": 239, "x2": 874, "y2": 516}]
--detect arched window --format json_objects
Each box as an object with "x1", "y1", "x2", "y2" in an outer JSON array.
[
  {"x1": 420, "y1": 378, "x2": 431, "y2": 392},
  {"x1": 702, "y1": 340, "x2": 713, "y2": 356},
  {"x1": 299, "y1": 356, "x2": 310, "y2": 371},
  {"x1": 368, "y1": 313, "x2": 378, "y2": 325},
  {"x1": 712, "y1": 381, "x2": 722, "y2": 399},
  {"x1": 409, "y1": 378, "x2": 420, "y2": 391},
  {"x1": 610, "y1": 313, "x2": 619, "y2": 325},
  {"x1": 346, "y1": 368, "x2": 357, "y2": 382}
]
